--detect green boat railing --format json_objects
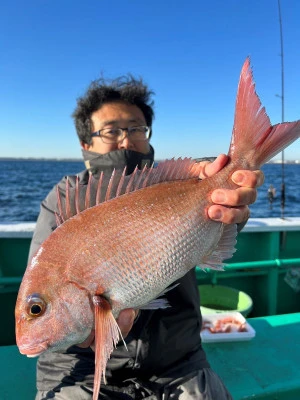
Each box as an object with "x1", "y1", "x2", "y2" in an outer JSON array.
[{"x1": 196, "y1": 257, "x2": 300, "y2": 316}]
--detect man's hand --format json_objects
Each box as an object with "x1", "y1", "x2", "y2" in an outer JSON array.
[
  {"x1": 116, "y1": 308, "x2": 138, "y2": 338},
  {"x1": 77, "y1": 308, "x2": 138, "y2": 352},
  {"x1": 198, "y1": 154, "x2": 264, "y2": 224}
]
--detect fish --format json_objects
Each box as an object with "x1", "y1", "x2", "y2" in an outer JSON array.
[{"x1": 15, "y1": 57, "x2": 300, "y2": 400}]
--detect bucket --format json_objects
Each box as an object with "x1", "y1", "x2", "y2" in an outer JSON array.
[{"x1": 199, "y1": 284, "x2": 253, "y2": 317}]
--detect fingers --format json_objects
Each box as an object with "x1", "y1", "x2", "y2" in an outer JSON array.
[
  {"x1": 208, "y1": 205, "x2": 251, "y2": 224},
  {"x1": 231, "y1": 170, "x2": 264, "y2": 188},
  {"x1": 116, "y1": 308, "x2": 138, "y2": 339},
  {"x1": 209, "y1": 186, "x2": 256, "y2": 224},
  {"x1": 211, "y1": 187, "x2": 257, "y2": 207},
  {"x1": 207, "y1": 169, "x2": 264, "y2": 225},
  {"x1": 198, "y1": 156, "x2": 265, "y2": 190},
  {"x1": 198, "y1": 154, "x2": 228, "y2": 179}
]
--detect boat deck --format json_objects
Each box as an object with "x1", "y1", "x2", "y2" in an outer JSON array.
[
  {"x1": 204, "y1": 312, "x2": 300, "y2": 399},
  {"x1": 1, "y1": 313, "x2": 300, "y2": 399}
]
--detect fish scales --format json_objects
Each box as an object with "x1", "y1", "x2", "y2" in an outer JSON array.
[
  {"x1": 24, "y1": 177, "x2": 222, "y2": 317},
  {"x1": 63, "y1": 178, "x2": 221, "y2": 312}
]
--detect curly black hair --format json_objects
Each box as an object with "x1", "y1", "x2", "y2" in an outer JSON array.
[{"x1": 72, "y1": 75, "x2": 155, "y2": 145}]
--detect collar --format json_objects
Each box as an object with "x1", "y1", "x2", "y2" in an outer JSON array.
[{"x1": 82, "y1": 146, "x2": 155, "y2": 177}]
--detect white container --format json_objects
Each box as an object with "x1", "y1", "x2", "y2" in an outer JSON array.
[{"x1": 200, "y1": 311, "x2": 256, "y2": 343}]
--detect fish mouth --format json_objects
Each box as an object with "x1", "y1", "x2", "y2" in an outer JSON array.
[{"x1": 18, "y1": 341, "x2": 49, "y2": 357}]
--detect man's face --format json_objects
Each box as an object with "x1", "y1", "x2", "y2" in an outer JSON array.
[{"x1": 81, "y1": 101, "x2": 151, "y2": 155}]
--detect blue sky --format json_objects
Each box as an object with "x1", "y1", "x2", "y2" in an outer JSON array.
[{"x1": 1, "y1": 0, "x2": 299, "y2": 161}]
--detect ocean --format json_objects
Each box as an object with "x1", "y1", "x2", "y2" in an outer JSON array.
[{"x1": 0, "y1": 159, "x2": 299, "y2": 223}]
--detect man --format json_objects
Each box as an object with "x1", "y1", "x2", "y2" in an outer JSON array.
[{"x1": 30, "y1": 76, "x2": 263, "y2": 399}]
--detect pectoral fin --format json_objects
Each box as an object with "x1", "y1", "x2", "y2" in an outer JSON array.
[
  {"x1": 138, "y1": 283, "x2": 179, "y2": 309},
  {"x1": 92, "y1": 296, "x2": 122, "y2": 400}
]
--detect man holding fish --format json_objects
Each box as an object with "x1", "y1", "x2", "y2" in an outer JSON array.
[{"x1": 27, "y1": 74, "x2": 263, "y2": 399}]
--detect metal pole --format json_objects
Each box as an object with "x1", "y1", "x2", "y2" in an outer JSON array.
[{"x1": 278, "y1": 0, "x2": 285, "y2": 219}]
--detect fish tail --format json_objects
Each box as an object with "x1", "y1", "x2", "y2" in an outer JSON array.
[
  {"x1": 92, "y1": 296, "x2": 121, "y2": 400},
  {"x1": 228, "y1": 57, "x2": 300, "y2": 169}
]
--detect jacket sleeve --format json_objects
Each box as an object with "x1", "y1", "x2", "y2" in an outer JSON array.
[
  {"x1": 28, "y1": 176, "x2": 71, "y2": 262},
  {"x1": 28, "y1": 173, "x2": 88, "y2": 262},
  {"x1": 28, "y1": 187, "x2": 59, "y2": 262}
]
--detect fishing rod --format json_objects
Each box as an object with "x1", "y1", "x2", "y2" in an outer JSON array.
[{"x1": 277, "y1": 0, "x2": 285, "y2": 219}]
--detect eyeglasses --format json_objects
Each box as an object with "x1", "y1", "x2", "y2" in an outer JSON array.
[{"x1": 90, "y1": 125, "x2": 151, "y2": 144}]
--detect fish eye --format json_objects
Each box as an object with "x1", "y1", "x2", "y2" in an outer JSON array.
[{"x1": 26, "y1": 294, "x2": 47, "y2": 318}]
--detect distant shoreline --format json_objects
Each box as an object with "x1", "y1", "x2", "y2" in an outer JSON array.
[
  {"x1": 0, "y1": 157, "x2": 83, "y2": 162},
  {"x1": 0, "y1": 157, "x2": 299, "y2": 164}
]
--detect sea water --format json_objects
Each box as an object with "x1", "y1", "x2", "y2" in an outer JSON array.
[{"x1": 0, "y1": 160, "x2": 299, "y2": 223}]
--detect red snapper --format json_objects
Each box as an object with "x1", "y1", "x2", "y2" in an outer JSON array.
[{"x1": 15, "y1": 58, "x2": 300, "y2": 400}]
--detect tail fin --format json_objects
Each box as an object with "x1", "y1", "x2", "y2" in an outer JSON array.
[{"x1": 229, "y1": 57, "x2": 300, "y2": 168}]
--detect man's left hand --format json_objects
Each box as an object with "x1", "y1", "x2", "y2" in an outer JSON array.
[
  {"x1": 77, "y1": 308, "x2": 138, "y2": 351},
  {"x1": 198, "y1": 154, "x2": 264, "y2": 224}
]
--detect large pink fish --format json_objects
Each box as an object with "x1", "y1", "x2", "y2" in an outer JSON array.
[{"x1": 15, "y1": 58, "x2": 300, "y2": 400}]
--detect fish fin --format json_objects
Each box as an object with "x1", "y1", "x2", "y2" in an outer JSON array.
[
  {"x1": 85, "y1": 173, "x2": 92, "y2": 209},
  {"x1": 139, "y1": 298, "x2": 170, "y2": 310},
  {"x1": 229, "y1": 57, "x2": 300, "y2": 168},
  {"x1": 54, "y1": 212, "x2": 64, "y2": 226},
  {"x1": 199, "y1": 224, "x2": 237, "y2": 271},
  {"x1": 92, "y1": 296, "x2": 121, "y2": 400},
  {"x1": 138, "y1": 283, "x2": 179, "y2": 309},
  {"x1": 55, "y1": 158, "x2": 207, "y2": 224}
]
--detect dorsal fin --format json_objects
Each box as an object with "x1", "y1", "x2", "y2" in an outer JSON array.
[
  {"x1": 96, "y1": 171, "x2": 104, "y2": 205},
  {"x1": 85, "y1": 174, "x2": 92, "y2": 209},
  {"x1": 75, "y1": 176, "x2": 81, "y2": 213},
  {"x1": 55, "y1": 157, "x2": 203, "y2": 225}
]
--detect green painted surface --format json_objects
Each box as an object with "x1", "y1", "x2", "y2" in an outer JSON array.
[
  {"x1": 0, "y1": 237, "x2": 30, "y2": 345},
  {"x1": 0, "y1": 345, "x2": 37, "y2": 400},
  {"x1": 203, "y1": 313, "x2": 300, "y2": 399},
  {"x1": 0, "y1": 238, "x2": 31, "y2": 276},
  {"x1": 195, "y1": 228, "x2": 300, "y2": 317},
  {"x1": 0, "y1": 292, "x2": 18, "y2": 345}
]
